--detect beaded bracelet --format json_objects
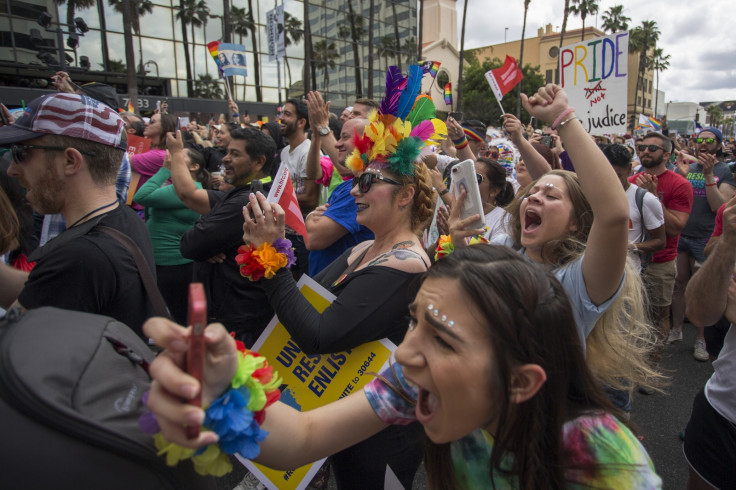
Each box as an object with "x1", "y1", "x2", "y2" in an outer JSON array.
[
  {"x1": 235, "y1": 238, "x2": 296, "y2": 281},
  {"x1": 139, "y1": 340, "x2": 281, "y2": 476}
]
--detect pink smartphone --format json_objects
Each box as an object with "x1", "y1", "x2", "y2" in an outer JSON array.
[{"x1": 186, "y1": 283, "x2": 207, "y2": 439}]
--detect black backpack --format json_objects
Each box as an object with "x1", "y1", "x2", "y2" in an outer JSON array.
[{"x1": 0, "y1": 307, "x2": 215, "y2": 489}]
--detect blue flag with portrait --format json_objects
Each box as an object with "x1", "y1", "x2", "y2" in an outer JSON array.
[{"x1": 216, "y1": 43, "x2": 248, "y2": 78}]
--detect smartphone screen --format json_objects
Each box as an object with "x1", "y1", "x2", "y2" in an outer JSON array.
[{"x1": 186, "y1": 283, "x2": 207, "y2": 439}]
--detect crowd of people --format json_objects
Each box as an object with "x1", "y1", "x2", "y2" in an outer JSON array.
[{"x1": 0, "y1": 67, "x2": 735, "y2": 490}]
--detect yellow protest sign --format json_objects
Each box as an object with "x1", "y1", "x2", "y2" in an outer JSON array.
[{"x1": 240, "y1": 275, "x2": 396, "y2": 490}]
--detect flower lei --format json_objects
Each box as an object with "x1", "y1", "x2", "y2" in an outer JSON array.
[
  {"x1": 434, "y1": 229, "x2": 490, "y2": 261},
  {"x1": 139, "y1": 338, "x2": 282, "y2": 477},
  {"x1": 235, "y1": 237, "x2": 296, "y2": 281}
]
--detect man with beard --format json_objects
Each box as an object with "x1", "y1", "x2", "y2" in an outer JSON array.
[
  {"x1": 280, "y1": 99, "x2": 317, "y2": 277},
  {"x1": 0, "y1": 93, "x2": 156, "y2": 338},
  {"x1": 670, "y1": 127, "x2": 736, "y2": 360},
  {"x1": 174, "y1": 127, "x2": 277, "y2": 346},
  {"x1": 629, "y1": 132, "x2": 693, "y2": 364}
]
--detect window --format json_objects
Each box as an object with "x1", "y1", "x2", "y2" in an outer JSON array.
[
  {"x1": 548, "y1": 46, "x2": 559, "y2": 58},
  {"x1": 546, "y1": 69, "x2": 553, "y2": 83}
]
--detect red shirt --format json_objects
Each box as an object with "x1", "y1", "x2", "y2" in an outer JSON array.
[{"x1": 629, "y1": 169, "x2": 693, "y2": 262}]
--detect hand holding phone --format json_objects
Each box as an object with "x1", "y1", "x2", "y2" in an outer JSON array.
[
  {"x1": 451, "y1": 159, "x2": 485, "y2": 230},
  {"x1": 185, "y1": 283, "x2": 206, "y2": 439}
]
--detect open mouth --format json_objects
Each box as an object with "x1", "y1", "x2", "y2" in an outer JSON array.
[
  {"x1": 416, "y1": 387, "x2": 439, "y2": 422},
  {"x1": 356, "y1": 203, "x2": 368, "y2": 212},
  {"x1": 524, "y1": 209, "x2": 542, "y2": 232}
]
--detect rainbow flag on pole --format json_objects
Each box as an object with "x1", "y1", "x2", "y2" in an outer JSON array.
[
  {"x1": 207, "y1": 41, "x2": 224, "y2": 78},
  {"x1": 420, "y1": 60, "x2": 441, "y2": 78},
  {"x1": 444, "y1": 82, "x2": 452, "y2": 106}
]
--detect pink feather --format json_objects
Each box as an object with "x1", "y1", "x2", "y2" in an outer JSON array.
[{"x1": 409, "y1": 120, "x2": 435, "y2": 141}]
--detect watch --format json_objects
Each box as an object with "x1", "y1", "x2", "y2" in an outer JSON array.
[{"x1": 318, "y1": 126, "x2": 330, "y2": 136}]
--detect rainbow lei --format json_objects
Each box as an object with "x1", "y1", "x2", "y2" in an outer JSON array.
[
  {"x1": 235, "y1": 238, "x2": 296, "y2": 281},
  {"x1": 434, "y1": 229, "x2": 490, "y2": 261},
  {"x1": 139, "y1": 340, "x2": 282, "y2": 477}
]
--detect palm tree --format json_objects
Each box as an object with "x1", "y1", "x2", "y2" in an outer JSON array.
[
  {"x1": 55, "y1": 0, "x2": 95, "y2": 44},
  {"x1": 457, "y1": 0, "x2": 469, "y2": 110},
  {"x1": 175, "y1": 0, "x2": 195, "y2": 95},
  {"x1": 230, "y1": 6, "x2": 253, "y2": 98},
  {"x1": 557, "y1": 0, "x2": 571, "y2": 73},
  {"x1": 569, "y1": 0, "x2": 599, "y2": 41},
  {"x1": 402, "y1": 36, "x2": 417, "y2": 67},
  {"x1": 312, "y1": 39, "x2": 339, "y2": 90},
  {"x1": 517, "y1": 0, "x2": 531, "y2": 117},
  {"x1": 601, "y1": 4, "x2": 630, "y2": 33},
  {"x1": 651, "y1": 48, "x2": 670, "y2": 117},
  {"x1": 108, "y1": 0, "x2": 153, "y2": 74},
  {"x1": 377, "y1": 35, "x2": 397, "y2": 73},
  {"x1": 706, "y1": 104, "x2": 723, "y2": 126},
  {"x1": 630, "y1": 20, "x2": 660, "y2": 124},
  {"x1": 189, "y1": 0, "x2": 210, "y2": 82},
  {"x1": 390, "y1": 0, "x2": 402, "y2": 71},
  {"x1": 282, "y1": 12, "x2": 303, "y2": 88},
  {"x1": 103, "y1": 59, "x2": 126, "y2": 73},
  {"x1": 338, "y1": 3, "x2": 364, "y2": 97},
  {"x1": 193, "y1": 73, "x2": 224, "y2": 99}
]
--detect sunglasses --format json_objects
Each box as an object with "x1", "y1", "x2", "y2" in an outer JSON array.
[
  {"x1": 10, "y1": 144, "x2": 97, "y2": 163},
  {"x1": 480, "y1": 149, "x2": 500, "y2": 159},
  {"x1": 636, "y1": 144, "x2": 664, "y2": 153},
  {"x1": 696, "y1": 137, "x2": 716, "y2": 144},
  {"x1": 352, "y1": 172, "x2": 403, "y2": 193},
  {"x1": 475, "y1": 173, "x2": 486, "y2": 184}
]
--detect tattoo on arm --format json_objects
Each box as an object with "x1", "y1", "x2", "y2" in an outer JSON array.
[{"x1": 367, "y1": 249, "x2": 419, "y2": 267}]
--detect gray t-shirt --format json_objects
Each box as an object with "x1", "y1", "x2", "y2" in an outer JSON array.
[{"x1": 682, "y1": 161, "x2": 736, "y2": 239}]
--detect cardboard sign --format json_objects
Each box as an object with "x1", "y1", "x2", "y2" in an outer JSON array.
[
  {"x1": 240, "y1": 275, "x2": 396, "y2": 490},
  {"x1": 559, "y1": 32, "x2": 629, "y2": 135}
]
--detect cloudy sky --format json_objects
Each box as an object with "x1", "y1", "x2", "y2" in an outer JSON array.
[{"x1": 458, "y1": 0, "x2": 734, "y2": 104}]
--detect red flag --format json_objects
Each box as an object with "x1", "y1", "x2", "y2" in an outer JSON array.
[
  {"x1": 485, "y1": 55, "x2": 524, "y2": 101},
  {"x1": 267, "y1": 163, "x2": 309, "y2": 246}
]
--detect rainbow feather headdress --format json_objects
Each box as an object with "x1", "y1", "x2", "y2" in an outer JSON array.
[{"x1": 346, "y1": 65, "x2": 447, "y2": 177}]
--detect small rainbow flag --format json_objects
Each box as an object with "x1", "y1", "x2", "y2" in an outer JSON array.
[
  {"x1": 444, "y1": 82, "x2": 452, "y2": 106},
  {"x1": 419, "y1": 60, "x2": 441, "y2": 78},
  {"x1": 207, "y1": 40, "x2": 224, "y2": 78},
  {"x1": 648, "y1": 116, "x2": 661, "y2": 130},
  {"x1": 126, "y1": 100, "x2": 134, "y2": 113}
]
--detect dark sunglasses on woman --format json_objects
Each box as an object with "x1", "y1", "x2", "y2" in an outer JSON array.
[{"x1": 352, "y1": 172, "x2": 402, "y2": 193}]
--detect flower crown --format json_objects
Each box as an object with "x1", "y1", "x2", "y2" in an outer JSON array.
[{"x1": 346, "y1": 66, "x2": 448, "y2": 177}]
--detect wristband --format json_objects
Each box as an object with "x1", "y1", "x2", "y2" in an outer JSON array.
[
  {"x1": 232, "y1": 112, "x2": 240, "y2": 118},
  {"x1": 705, "y1": 182, "x2": 717, "y2": 187},
  {"x1": 551, "y1": 107, "x2": 576, "y2": 130},
  {"x1": 439, "y1": 188, "x2": 449, "y2": 197},
  {"x1": 235, "y1": 238, "x2": 296, "y2": 281},
  {"x1": 452, "y1": 134, "x2": 468, "y2": 150},
  {"x1": 139, "y1": 341, "x2": 282, "y2": 476}
]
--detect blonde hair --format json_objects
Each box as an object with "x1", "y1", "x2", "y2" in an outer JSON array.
[
  {"x1": 504, "y1": 170, "x2": 664, "y2": 393},
  {"x1": 389, "y1": 161, "x2": 437, "y2": 235}
]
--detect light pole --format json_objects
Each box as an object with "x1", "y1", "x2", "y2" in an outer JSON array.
[
  {"x1": 505, "y1": 27, "x2": 508, "y2": 43},
  {"x1": 144, "y1": 60, "x2": 159, "y2": 78},
  {"x1": 34, "y1": 12, "x2": 89, "y2": 71}
]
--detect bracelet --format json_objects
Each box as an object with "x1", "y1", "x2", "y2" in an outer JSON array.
[
  {"x1": 232, "y1": 112, "x2": 240, "y2": 118},
  {"x1": 452, "y1": 134, "x2": 468, "y2": 149},
  {"x1": 550, "y1": 107, "x2": 576, "y2": 130},
  {"x1": 139, "y1": 342, "x2": 282, "y2": 476},
  {"x1": 439, "y1": 188, "x2": 449, "y2": 197},
  {"x1": 235, "y1": 238, "x2": 296, "y2": 281},
  {"x1": 705, "y1": 182, "x2": 717, "y2": 187},
  {"x1": 556, "y1": 114, "x2": 578, "y2": 130}
]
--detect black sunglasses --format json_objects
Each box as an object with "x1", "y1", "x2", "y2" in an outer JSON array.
[
  {"x1": 352, "y1": 172, "x2": 403, "y2": 193},
  {"x1": 636, "y1": 144, "x2": 664, "y2": 153},
  {"x1": 696, "y1": 137, "x2": 716, "y2": 144},
  {"x1": 10, "y1": 144, "x2": 96, "y2": 163}
]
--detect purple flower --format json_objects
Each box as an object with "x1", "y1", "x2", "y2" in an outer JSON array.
[{"x1": 273, "y1": 238, "x2": 297, "y2": 268}]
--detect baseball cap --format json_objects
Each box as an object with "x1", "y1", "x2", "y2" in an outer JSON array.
[
  {"x1": 0, "y1": 93, "x2": 127, "y2": 150},
  {"x1": 77, "y1": 82, "x2": 120, "y2": 111}
]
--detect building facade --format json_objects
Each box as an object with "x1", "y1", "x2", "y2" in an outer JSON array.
[{"x1": 0, "y1": 0, "x2": 416, "y2": 114}]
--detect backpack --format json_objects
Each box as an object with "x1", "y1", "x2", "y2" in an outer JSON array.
[
  {"x1": 0, "y1": 306, "x2": 215, "y2": 489},
  {"x1": 634, "y1": 186, "x2": 654, "y2": 271}
]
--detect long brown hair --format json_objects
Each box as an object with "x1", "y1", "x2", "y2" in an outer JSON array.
[{"x1": 421, "y1": 246, "x2": 628, "y2": 489}]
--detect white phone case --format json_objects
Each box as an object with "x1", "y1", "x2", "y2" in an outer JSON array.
[{"x1": 451, "y1": 159, "x2": 485, "y2": 230}]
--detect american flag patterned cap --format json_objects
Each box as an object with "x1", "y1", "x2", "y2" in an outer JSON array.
[{"x1": 0, "y1": 93, "x2": 127, "y2": 150}]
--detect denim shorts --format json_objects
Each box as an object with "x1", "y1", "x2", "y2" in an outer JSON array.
[{"x1": 678, "y1": 235, "x2": 709, "y2": 264}]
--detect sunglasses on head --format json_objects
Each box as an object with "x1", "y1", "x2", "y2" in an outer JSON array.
[
  {"x1": 636, "y1": 144, "x2": 664, "y2": 153},
  {"x1": 352, "y1": 172, "x2": 403, "y2": 193},
  {"x1": 696, "y1": 137, "x2": 716, "y2": 144},
  {"x1": 10, "y1": 144, "x2": 97, "y2": 163}
]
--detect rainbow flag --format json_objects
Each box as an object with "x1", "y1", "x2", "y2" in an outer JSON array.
[
  {"x1": 444, "y1": 82, "x2": 452, "y2": 106},
  {"x1": 419, "y1": 60, "x2": 441, "y2": 78},
  {"x1": 648, "y1": 116, "x2": 661, "y2": 130},
  {"x1": 126, "y1": 100, "x2": 134, "y2": 113},
  {"x1": 207, "y1": 41, "x2": 224, "y2": 78}
]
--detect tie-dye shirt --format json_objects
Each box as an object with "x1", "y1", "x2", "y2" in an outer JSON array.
[{"x1": 364, "y1": 364, "x2": 662, "y2": 489}]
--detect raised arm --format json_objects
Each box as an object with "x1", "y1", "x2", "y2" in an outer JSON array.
[
  {"x1": 305, "y1": 91, "x2": 336, "y2": 181},
  {"x1": 686, "y1": 195, "x2": 736, "y2": 326},
  {"x1": 502, "y1": 113, "x2": 552, "y2": 180},
  {"x1": 166, "y1": 131, "x2": 211, "y2": 215},
  {"x1": 522, "y1": 85, "x2": 629, "y2": 305}
]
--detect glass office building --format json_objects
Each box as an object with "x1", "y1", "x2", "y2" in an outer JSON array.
[{"x1": 0, "y1": 0, "x2": 417, "y2": 109}]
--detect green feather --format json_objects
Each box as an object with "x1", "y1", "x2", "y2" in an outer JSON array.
[
  {"x1": 406, "y1": 97, "x2": 436, "y2": 127},
  {"x1": 387, "y1": 137, "x2": 423, "y2": 176}
]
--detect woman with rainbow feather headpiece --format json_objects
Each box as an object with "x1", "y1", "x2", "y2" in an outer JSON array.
[{"x1": 233, "y1": 66, "x2": 446, "y2": 488}]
